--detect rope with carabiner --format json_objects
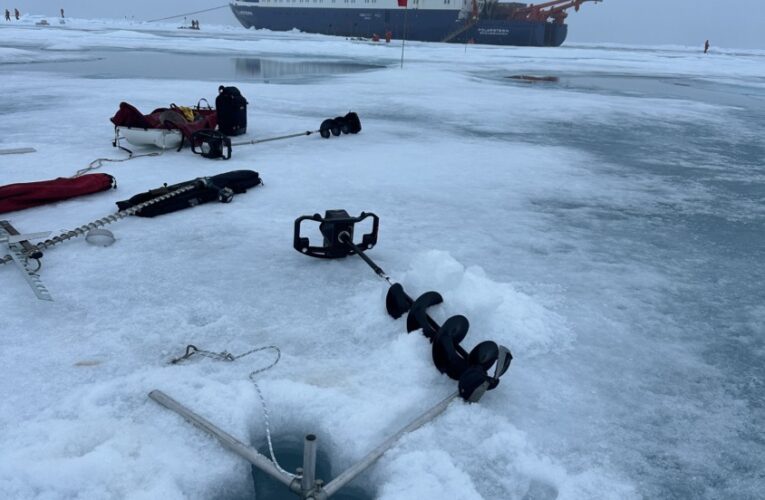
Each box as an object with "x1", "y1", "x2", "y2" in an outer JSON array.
[{"x1": 169, "y1": 344, "x2": 300, "y2": 479}]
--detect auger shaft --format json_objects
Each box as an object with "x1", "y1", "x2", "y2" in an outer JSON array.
[
  {"x1": 339, "y1": 232, "x2": 391, "y2": 283},
  {"x1": 231, "y1": 130, "x2": 314, "y2": 147}
]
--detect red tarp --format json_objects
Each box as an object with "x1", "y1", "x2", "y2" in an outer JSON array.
[
  {"x1": 110, "y1": 102, "x2": 218, "y2": 142},
  {"x1": 0, "y1": 174, "x2": 115, "y2": 214}
]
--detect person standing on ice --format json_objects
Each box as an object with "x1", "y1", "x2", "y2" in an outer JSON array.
[
  {"x1": 14, "y1": 7, "x2": 19, "y2": 20},
  {"x1": 704, "y1": 40, "x2": 710, "y2": 54},
  {"x1": 60, "y1": 8, "x2": 64, "y2": 18},
  {"x1": 4, "y1": 9, "x2": 10, "y2": 21}
]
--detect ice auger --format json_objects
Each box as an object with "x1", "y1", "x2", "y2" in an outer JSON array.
[
  {"x1": 191, "y1": 112, "x2": 362, "y2": 160},
  {"x1": 294, "y1": 210, "x2": 512, "y2": 402}
]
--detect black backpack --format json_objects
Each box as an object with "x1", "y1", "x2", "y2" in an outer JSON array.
[{"x1": 216, "y1": 86, "x2": 248, "y2": 136}]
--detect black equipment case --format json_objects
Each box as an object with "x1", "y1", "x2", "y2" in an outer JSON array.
[{"x1": 216, "y1": 86, "x2": 248, "y2": 136}]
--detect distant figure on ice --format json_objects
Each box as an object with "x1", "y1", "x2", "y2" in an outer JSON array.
[
  {"x1": 14, "y1": 8, "x2": 19, "y2": 20},
  {"x1": 704, "y1": 40, "x2": 710, "y2": 54},
  {"x1": 60, "y1": 8, "x2": 65, "y2": 18},
  {"x1": 5, "y1": 9, "x2": 10, "y2": 21}
]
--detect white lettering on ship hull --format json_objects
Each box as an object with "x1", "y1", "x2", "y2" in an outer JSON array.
[{"x1": 477, "y1": 28, "x2": 510, "y2": 36}]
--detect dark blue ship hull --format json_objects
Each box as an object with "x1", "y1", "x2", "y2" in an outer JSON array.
[{"x1": 230, "y1": 4, "x2": 567, "y2": 46}]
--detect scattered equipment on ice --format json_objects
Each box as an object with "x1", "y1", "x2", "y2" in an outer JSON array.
[
  {"x1": 148, "y1": 208, "x2": 510, "y2": 498},
  {"x1": 107, "y1": 87, "x2": 360, "y2": 159},
  {"x1": 1, "y1": 171, "x2": 261, "y2": 300},
  {"x1": 149, "y1": 210, "x2": 512, "y2": 500},
  {"x1": 294, "y1": 210, "x2": 512, "y2": 402}
]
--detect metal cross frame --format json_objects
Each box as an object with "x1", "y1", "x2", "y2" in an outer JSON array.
[{"x1": 0, "y1": 221, "x2": 52, "y2": 301}]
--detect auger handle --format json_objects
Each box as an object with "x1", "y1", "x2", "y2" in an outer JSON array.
[{"x1": 293, "y1": 211, "x2": 379, "y2": 259}]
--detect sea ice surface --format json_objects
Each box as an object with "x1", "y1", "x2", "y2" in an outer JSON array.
[{"x1": 1, "y1": 17, "x2": 763, "y2": 500}]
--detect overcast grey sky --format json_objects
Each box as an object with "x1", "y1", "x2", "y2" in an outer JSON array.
[{"x1": 9, "y1": 1, "x2": 765, "y2": 49}]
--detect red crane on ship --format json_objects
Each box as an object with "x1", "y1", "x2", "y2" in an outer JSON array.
[{"x1": 512, "y1": 0, "x2": 602, "y2": 24}]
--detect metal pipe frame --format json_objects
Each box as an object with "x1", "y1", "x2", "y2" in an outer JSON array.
[
  {"x1": 149, "y1": 390, "x2": 295, "y2": 490},
  {"x1": 149, "y1": 389, "x2": 460, "y2": 498},
  {"x1": 323, "y1": 390, "x2": 459, "y2": 497},
  {"x1": 231, "y1": 131, "x2": 313, "y2": 147},
  {"x1": 301, "y1": 434, "x2": 319, "y2": 497}
]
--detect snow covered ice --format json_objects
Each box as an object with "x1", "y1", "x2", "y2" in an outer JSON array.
[{"x1": 1, "y1": 17, "x2": 764, "y2": 500}]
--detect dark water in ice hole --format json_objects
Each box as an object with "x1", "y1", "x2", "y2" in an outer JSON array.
[
  {"x1": 224, "y1": 435, "x2": 373, "y2": 500},
  {"x1": 11, "y1": 50, "x2": 384, "y2": 83}
]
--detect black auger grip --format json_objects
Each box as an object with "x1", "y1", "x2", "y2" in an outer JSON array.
[{"x1": 293, "y1": 210, "x2": 379, "y2": 259}]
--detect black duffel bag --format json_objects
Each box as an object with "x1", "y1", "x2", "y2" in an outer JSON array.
[
  {"x1": 116, "y1": 170, "x2": 262, "y2": 217},
  {"x1": 216, "y1": 85, "x2": 248, "y2": 136}
]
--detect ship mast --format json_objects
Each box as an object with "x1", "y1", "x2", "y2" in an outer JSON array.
[{"x1": 512, "y1": 0, "x2": 602, "y2": 24}]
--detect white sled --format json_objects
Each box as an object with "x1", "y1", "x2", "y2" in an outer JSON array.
[{"x1": 117, "y1": 126, "x2": 183, "y2": 150}]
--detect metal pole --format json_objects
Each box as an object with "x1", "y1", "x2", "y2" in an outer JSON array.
[
  {"x1": 400, "y1": 4, "x2": 408, "y2": 69},
  {"x1": 301, "y1": 434, "x2": 318, "y2": 496},
  {"x1": 323, "y1": 391, "x2": 459, "y2": 497},
  {"x1": 149, "y1": 390, "x2": 295, "y2": 490},
  {"x1": 0, "y1": 147, "x2": 36, "y2": 155},
  {"x1": 231, "y1": 130, "x2": 314, "y2": 147}
]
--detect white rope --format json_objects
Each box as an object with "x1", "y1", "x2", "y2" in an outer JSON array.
[
  {"x1": 170, "y1": 344, "x2": 300, "y2": 479},
  {"x1": 73, "y1": 151, "x2": 162, "y2": 178}
]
